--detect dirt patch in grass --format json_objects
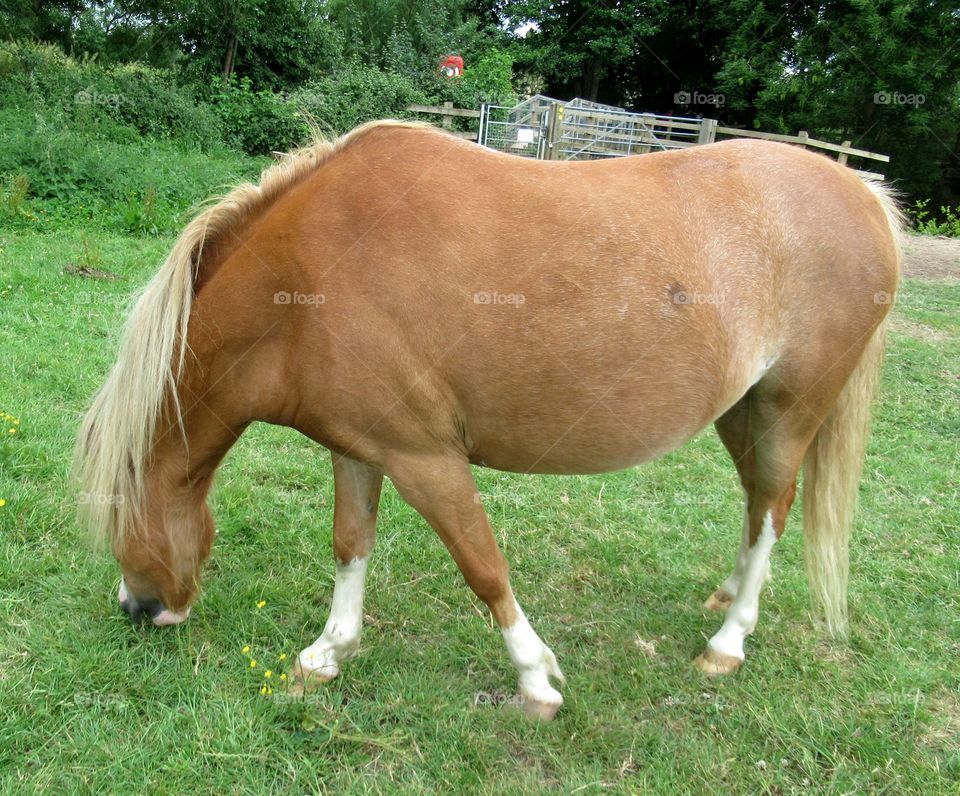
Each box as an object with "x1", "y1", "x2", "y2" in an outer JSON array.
[
  {"x1": 888, "y1": 317, "x2": 952, "y2": 343},
  {"x1": 902, "y1": 236, "x2": 960, "y2": 281},
  {"x1": 920, "y1": 688, "x2": 960, "y2": 750},
  {"x1": 510, "y1": 742, "x2": 563, "y2": 790}
]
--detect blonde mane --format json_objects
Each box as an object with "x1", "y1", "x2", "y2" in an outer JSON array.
[{"x1": 74, "y1": 120, "x2": 433, "y2": 549}]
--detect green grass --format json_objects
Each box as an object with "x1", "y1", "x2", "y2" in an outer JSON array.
[{"x1": 1, "y1": 228, "x2": 958, "y2": 794}]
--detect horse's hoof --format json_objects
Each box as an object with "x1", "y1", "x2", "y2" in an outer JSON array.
[
  {"x1": 703, "y1": 589, "x2": 734, "y2": 612},
  {"x1": 286, "y1": 659, "x2": 338, "y2": 696},
  {"x1": 693, "y1": 647, "x2": 742, "y2": 676},
  {"x1": 520, "y1": 694, "x2": 563, "y2": 721}
]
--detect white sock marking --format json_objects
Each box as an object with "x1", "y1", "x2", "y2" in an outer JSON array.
[
  {"x1": 717, "y1": 506, "x2": 772, "y2": 599},
  {"x1": 718, "y1": 506, "x2": 750, "y2": 598},
  {"x1": 299, "y1": 556, "x2": 369, "y2": 677},
  {"x1": 501, "y1": 601, "x2": 564, "y2": 708},
  {"x1": 708, "y1": 511, "x2": 778, "y2": 660}
]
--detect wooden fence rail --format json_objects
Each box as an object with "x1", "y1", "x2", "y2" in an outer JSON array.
[
  {"x1": 406, "y1": 102, "x2": 480, "y2": 141},
  {"x1": 406, "y1": 102, "x2": 888, "y2": 175},
  {"x1": 714, "y1": 125, "x2": 889, "y2": 175}
]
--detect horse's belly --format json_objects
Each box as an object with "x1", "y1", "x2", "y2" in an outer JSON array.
[{"x1": 462, "y1": 391, "x2": 719, "y2": 475}]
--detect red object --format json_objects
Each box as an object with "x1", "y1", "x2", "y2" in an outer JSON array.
[{"x1": 439, "y1": 55, "x2": 464, "y2": 78}]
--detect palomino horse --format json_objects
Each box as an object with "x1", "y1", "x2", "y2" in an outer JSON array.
[{"x1": 75, "y1": 121, "x2": 901, "y2": 719}]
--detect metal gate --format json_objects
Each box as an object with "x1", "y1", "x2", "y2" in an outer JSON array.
[
  {"x1": 477, "y1": 99, "x2": 550, "y2": 159},
  {"x1": 478, "y1": 96, "x2": 714, "y2": 161}
]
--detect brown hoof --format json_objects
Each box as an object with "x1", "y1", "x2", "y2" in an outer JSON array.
[
  {"x1": 285, "y1": 659, "x2": 337, "y2": 696},
  {"x1": 521, "y1": 696, "x2": 562, "y2": 721},
  {"x1": 693, "y1": 647, "x2": 742, "y2": 676},
  {"x1": 703, "y1": 589, "x2": 734, "y2": 612}
]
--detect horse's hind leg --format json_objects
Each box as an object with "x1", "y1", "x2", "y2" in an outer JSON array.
[
  {"x1": 386, "y1": 452, "x2": 565, "y2": 720},
  {"x1": 292, "y1": 454, "x2": 383, "y2": 692},
  {"x1": 703, "y1": 505, "x2": 763, "y2": 612},
  {"x1": 704, "y1": 396, "x2": 771, "y2": 612},
  {"x1": 695, "y1": 382, "x2": 820, "y2": 676}
]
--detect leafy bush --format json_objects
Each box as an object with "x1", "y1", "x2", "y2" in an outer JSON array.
[
  {"x1": 0, "y1": 108, "x2": 265, "y2": 234},
  {"x1": 0, "y1": 40, "x2": 513, "y2": 234},
  {"x1": 292, "y1": 63, "x2": 431, "y2": 135},
  {"x1": 209, "y1": 76, "x2": 306, "y2": 156},
  {"x1": 911, "y1": 199, "x2": 960, "y2": 237},
  {"x1": 0, "y1": 41, "x2": 222, "y2": 149},
  {"x1": 0, "y1": 173, "x2": 31, "y2": 221},
  {"x1": 0, "y1": 41, "x2": 269, "y2": 233},
  {"x1": 435, "y1": 48, "x2": 517, "y2": 109}
]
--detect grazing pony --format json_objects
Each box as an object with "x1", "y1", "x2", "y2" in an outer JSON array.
[{"x1": 75, "y1": 121, "x2": 901, "y2": 719}]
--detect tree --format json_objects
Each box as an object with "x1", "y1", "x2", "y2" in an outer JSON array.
[
  {"x1": 177, "y1": 0, "x2": 340, "y2": 89},
  {"x1": 0, "y1": 1, "x2": 88, "y2": 50},
  {"x1": 504, "y1": 0, "x2": 664, "y2": 103},
  {"x1": 715, "y1": 0, "x2": 960, "y2": 204},
  {"x1": 326, "y1": 0, "x2": 500, "y2": 80}
]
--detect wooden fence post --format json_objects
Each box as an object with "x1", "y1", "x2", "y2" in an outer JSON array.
[
  {"x1": 544, "y1": 101, "x2": 565, "y2": 160},
  {"x1": 697, "y1": 118, "x2": 717, "y2": 145},
  {"x1": 441, "y1": 101, "x2": 454, "y2": 129},
  {"x1": 838, "y1": 140, "x2": 852, "y2": 165}
]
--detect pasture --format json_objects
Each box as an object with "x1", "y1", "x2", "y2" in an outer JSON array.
[{"x1": 0, "y1": 226, "x2": 958, "y2": 793}]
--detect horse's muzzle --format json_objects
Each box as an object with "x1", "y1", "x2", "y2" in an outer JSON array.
[{"x1": 118, "y1": 578, "x2": 190, "y2": 626}]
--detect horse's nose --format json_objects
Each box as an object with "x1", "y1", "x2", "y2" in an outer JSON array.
[{"x1": 118, "y1": 578, "x2": 191, "y2": 626}]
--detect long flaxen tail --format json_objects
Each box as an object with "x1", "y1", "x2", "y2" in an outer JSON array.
[{"x1": 801, "y1": 177, "x2": 905, "y2": 637}]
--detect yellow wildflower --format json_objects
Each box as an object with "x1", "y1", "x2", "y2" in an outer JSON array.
[
  {"x1": 279, "y1": 673, "x2": 287, "y2": 681},
  {"x1": 256, "y1": 600, "x2": 266, "y2": 609},
  {"x1": 278, "y1": 653, "x2": 286, "y2": 661},
  {"x1": 250, "y1": 660, "x2": 257, "y2": 668},
  {"x1": 242, "y1": 645, "x2": 250, "y2": 654},
  {"x1": 264, "y1": 670, "x2": 272, "y2": 678},
  {"x1": 0, "y1": 499, "x2": 5, "y2": 508}
]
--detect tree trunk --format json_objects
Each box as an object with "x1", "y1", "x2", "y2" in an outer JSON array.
[
  {"x1": 579, "y1": 58, "x2": 603, "y2": 102},
  {"x1": 222, "y1": 31, "x2": 237, "y2": 81}
]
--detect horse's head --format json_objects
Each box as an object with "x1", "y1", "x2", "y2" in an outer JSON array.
[
  {"x1": 113, "y1": 472, "x2": 217, "y2": 625},
  {"x1": 74, "y1": 204, "x2": 236, "y2": 628}
]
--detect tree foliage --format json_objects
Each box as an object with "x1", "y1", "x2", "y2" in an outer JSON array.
[
  {"x1": 0, "y1": 0, "x2": 957, "y2": 205},
  {"x1": 503, "y1": 0, "x2": 959, "y2": 205}
]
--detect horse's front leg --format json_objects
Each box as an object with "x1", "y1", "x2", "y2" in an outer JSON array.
[
  {"x1": 291, "y1": 454, "x2": 383, "y2": 691},
  {"x1": 387, "y1": 452, "x2": 565, "y2": 720}
]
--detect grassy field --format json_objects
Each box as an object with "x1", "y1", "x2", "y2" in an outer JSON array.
[{"x1": 0, "y1": 227, "x2": 958, "y2": 794}]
